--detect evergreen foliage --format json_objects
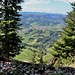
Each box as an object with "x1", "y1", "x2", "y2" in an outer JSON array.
[
  {"x1": 52, "y1": 3, "x2": 75, "y2": 60},
  {"x1": 25, "y1": 44, "x2": 47, "y2": 64},
  {"x1": 0, "y1": 0, "x2": 24, "y2": 61}
]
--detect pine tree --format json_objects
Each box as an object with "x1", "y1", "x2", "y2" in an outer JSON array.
[
  {"x1": 0, "y1": 0, "x2": 24, "y2": 61},
  {"x1": 52, "y1": 3, "x2": 75, "y2": 60}
]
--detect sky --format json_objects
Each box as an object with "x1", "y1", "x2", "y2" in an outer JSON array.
[{"x1": 21, "y1": 0, "x2": 75, "y2": 14}]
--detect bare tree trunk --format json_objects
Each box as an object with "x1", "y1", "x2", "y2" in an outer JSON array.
[
  {"x1": 6, "y1": 50, "x2": 9, "y2": 62},
  {"x1": 5, "y1": 0, "x2": 9, "y2": 62},
  {"x1": 47, "y1": 57, "x2": 58, "y2": 66}
]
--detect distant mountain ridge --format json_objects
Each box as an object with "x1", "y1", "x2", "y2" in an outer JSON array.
[
  {"x1": 20, "y1": 12, "x2": 66, "y2": 28},
  {"x1": 18, "y1": 12, "x2": 66, "y2": 48}
]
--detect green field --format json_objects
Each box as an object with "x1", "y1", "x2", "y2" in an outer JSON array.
[
  {"x1": 14, "y1": 49, "x2": 33, "y2": 62},
  {"x1": 14, "y1": 27, "x2": 75, "y2": 67},
  {"x1": 14, "y1": 48, "x2": 54, "y2": 63},
  {"x1": 14, "y1": 28, "x2": 59, "y2": 62}
]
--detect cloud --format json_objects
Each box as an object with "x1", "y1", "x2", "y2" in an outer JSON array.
[
  {"x1": 68, "y1": 0, "x2": 75, "y2": 2},
  {"x1": 56, "y1": 0, "x2": 75, "y2": 3},
  {"x1": 21, "y1": 0, "x2": 51, "y2": 12},
  {"x1": 21, "y1": 0, "x2": 73, "y2": 14},
  {"x1": 24, "y1": 0, "x2": 50, "y2": 5},
  {"x1": 22, "y1": 6, "x2": 52, "y2": 12}
]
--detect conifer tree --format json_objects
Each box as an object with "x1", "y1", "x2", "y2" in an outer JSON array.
[
  {"x1": 0, "y1": 0, "x2": 24, "y2": 61},
  {"x1": 52, "y1": 3, "x2": 75, "y2": 60}
]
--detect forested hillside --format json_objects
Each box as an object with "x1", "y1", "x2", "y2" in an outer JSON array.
[
  {"x1": 20, "y1": 12, "x2": 66, "y2": 28},
  {"x1": 19, "y1": 12, "x2": 66, "y2": 48},
  {"x1": 15, "y1": 12, "x2": 66, "y2": 62}
]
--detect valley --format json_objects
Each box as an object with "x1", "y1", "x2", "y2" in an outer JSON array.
[{"x1": 15, "y1": 12, "x2": 66, "y2": 63}]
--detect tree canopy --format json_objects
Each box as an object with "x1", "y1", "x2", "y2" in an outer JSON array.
[
  {"x1": 0, "y1": 0, "x2": 24, "y2": 61},
  {"x1": 52, "y1": 3, "x2": 75, "y2": 60}
]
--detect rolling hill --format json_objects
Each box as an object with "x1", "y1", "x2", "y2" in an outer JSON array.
[
  {"x1": 15, "y1": 12, "x2": 66, "y2": 62},
  {"x1": 20, "y1": 12, "x2": 66, "y2": 29},
  {"x1": 19, "y1": 12, "x2": 66, "y2": 47}
]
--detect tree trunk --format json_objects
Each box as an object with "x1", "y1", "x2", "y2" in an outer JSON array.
[
  {"x1": 5, "y1": 0, "x2": 9, "y2": 62},
  {"x1": 47, "y1": 57, "x2": 58, "y2": 66},
  {"x1": 6, "y1": 50, "x2": 9, "y2": 62}
]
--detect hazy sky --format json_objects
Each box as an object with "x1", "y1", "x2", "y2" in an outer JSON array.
[{"x1": 21, "y1": 0, "x2": 75, "y2": 14}]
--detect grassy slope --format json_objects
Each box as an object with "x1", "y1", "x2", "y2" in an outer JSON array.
[
  {"x1": 14, "y1": 48, "x2": 54, "y2": 63},
  {"x1": 14, "y1": 49, "x2": 33, "y2": 62},
  {"x1": 15, "y1": 28, "x2": 75, "y2": 67},
  {"x1": 15, "y1": 28, "x2": 57, "y2": 62}
]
